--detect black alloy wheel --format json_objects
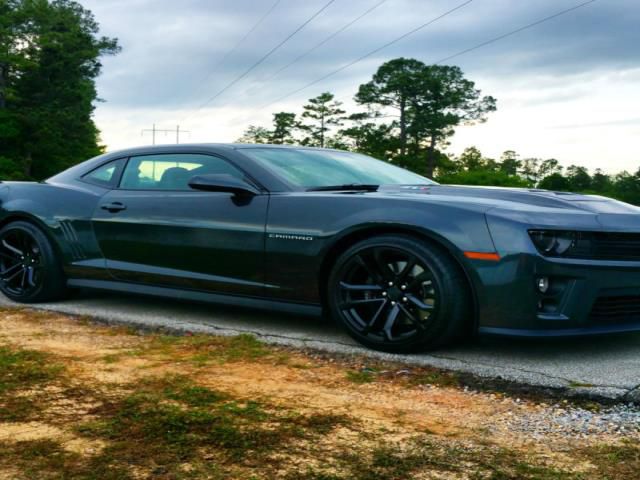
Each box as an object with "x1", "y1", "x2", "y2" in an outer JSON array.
[
  {"x1": 328, "y1": 235, "x2": 470, "y2": 352},
  {"x1": 0, "y1": 221, "x2": 67, "y2": 303}
]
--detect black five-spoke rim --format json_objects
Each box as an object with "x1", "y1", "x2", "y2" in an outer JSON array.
[
  {"x1": 337, "y1": 246, "x2": 439, "y2": 343},
  {"x1": 0, "y1": 229, "x2": 43, "y2": 296}
]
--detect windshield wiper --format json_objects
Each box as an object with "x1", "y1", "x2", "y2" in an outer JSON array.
[{"x1": 306, "y1": 184, "x2": 379, "y2": 192}]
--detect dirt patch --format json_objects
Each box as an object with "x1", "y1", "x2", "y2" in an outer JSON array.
[
  {"x1": 0, "y1": 422, "x2": 105, "y2": 455},
  {"x1": 1, "y1": 307, "x2": 638, "y2": 479}
]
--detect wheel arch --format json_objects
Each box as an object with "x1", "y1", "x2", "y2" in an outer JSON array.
[
  {"x1": 0, "y1": 212, "x2": 65, "y2": 259},
  {"x1": 317, "y1": 224, "x2": 480, "y2": 333}
]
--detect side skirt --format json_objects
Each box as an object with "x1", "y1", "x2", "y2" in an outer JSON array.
[
  {"x1": 479, "y1": 324, "x2": 640, "y2": 337},
  {"x1": 67, "y1": 279, "x2": 323, "y2": 317}
]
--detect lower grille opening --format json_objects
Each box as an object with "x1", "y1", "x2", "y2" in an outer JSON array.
[{"x1": 589, "y1": 295, "x2": 640, "y2": 324}]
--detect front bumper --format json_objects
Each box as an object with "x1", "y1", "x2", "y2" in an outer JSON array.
[
  {"x1": 474, "y1": 210, "x2": 640, "y2": 336},
  {"x1": 476, "y1": 254, "x2": 640, "y2": 336}
]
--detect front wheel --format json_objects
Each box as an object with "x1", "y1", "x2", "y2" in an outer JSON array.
[
  {"x1": 0, "y1": 221, "x2": 68, "y2": 303},
  {"x1": 327, "y1": 235, "x2": 470, "y2": 353}
]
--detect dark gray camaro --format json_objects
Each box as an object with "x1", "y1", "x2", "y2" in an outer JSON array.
[{"x1": 1, "y1": 143, "x2": 640, "y2": 352}]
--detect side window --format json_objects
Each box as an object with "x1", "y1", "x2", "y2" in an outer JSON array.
[
  {"x1": 120, "y1": 154, "x2": 244, "y2": 191},
  {"x1": 82, "y1": 159, "x2": 125, "y2": 188}
]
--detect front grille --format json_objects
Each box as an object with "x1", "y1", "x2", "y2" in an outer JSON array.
[
  {"x1": 589, "y1": 295, "x2": 640, "y2": 323},
  {"x1": 567, "y1": 232, "x2": 640, "y2": 260}
]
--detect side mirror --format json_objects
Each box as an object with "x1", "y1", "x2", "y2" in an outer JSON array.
[{"x1": 188, "y1": 174, "x2": 260, "y2": 196}]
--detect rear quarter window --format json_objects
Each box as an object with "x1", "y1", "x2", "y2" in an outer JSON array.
[{"x1": 82, "y1": 159, "x2": 125, "y2": 188}]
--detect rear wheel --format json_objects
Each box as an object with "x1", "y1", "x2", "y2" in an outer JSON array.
[
  {"x1": 328, "y1": 235, "x2": 470, "y2": 353},
  {"x1": 0, "y1": 221, "x2": 67, "y2": 303}
]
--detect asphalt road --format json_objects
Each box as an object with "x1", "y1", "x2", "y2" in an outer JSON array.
[{"x1": 2, "y1": 290, "x2": 639, "y2": 403}]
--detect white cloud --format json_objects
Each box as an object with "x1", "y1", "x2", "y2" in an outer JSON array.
[{"x1": 83, "y1": 0, "x2": 640, "y2": 173}]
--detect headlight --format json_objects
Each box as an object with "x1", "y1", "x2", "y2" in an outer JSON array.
[{"x1": 529, "y1": 230, "x2": 579, "y2": 256}]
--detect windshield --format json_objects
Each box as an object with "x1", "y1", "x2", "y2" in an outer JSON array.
[{"x1": 240, "y1": 147, "x2": 436, "y2": 189}]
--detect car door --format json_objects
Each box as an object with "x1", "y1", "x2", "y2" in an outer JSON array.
[{"x1": 90, "y1": 152, "x2": 268, "y2": 297}]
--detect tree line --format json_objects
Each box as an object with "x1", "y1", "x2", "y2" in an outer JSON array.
[
  {"x1": 1, "y1": 2, "x2": 637, "y2": 206},
  {"x1": 239, "y1": 58, "x2": 497, "y2": 179},
  {"x1": 0, "y1": 0, "x2": 119, "y2": 180},
  {"x1": 239, "y1": 57, "x2": 640, "y2": 205},
  {"x1": 438, "y1": 147, "x2": 640, "y2": 205}
]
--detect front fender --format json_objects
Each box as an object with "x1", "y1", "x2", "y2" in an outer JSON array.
[{"x1": 265, "y1": 193, "x2": 497, "y2": 303}]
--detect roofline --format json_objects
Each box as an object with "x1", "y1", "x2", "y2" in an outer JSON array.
[{"x1": 100, "y1": 143, "x2": 348, "y2": 157}]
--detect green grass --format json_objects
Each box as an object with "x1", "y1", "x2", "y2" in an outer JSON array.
[
  {"x1": 568, "y1": 381, "x2": 596, "y2": 388},
  {"x1": 72, "y1": 374, "x2": 351, "y2": 477},
  {"x1": 344, "y1": 365, "x2": 462, "y2": 390},
  {"x1": 137, "y1": 332, "x2": 273, "y2": 366},
  {"x1": 345, "y1": 369, "x2": 376, "y2": 384},
  {"x1": 407, "y1": 369, "x2": 461, "y2": 388},
  {"x1": 0, "y1": 345, "x2": 64, "y2": 421},
  {"x1": 1, "y1": 320, "x2": 637, "y2": 480},
  {"x1": 222, "y1": 334, "x2": 271, "y2": 361},
  {"x1": 577, "y1": 440, "x2": 640, "y2": 480},
  {"x1": 100, "y1": 353, "x2": 127, "y2": 364},
  {"x1": 0, "y1": 345, "x2": 63, "y2": 394},
  {"x1": 287, "y1": 438, "x2": 575, "y2": 480},
  {"x1": 0, "y1": 429, "x2": 590, "y2": 480},
  {"x1": 295, "y1": 412, "x2": 352, "y2": 435},
  {"x1": 0, "y1": 439, "x2": 133, "y2": 480}
]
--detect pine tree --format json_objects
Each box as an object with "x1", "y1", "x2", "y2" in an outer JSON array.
[
  {"x1": 269, "y1": 112, "x2": 296, "y2": 144},
  {"x1": 355, "y1": 59, "x2": 496, "y2": 178},
  {"x1": 298, "y1": 92, "x2": 345, "y2": 148}
]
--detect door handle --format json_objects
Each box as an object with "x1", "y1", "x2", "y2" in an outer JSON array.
[{"x1": 100, "y1": 202, "x2": 127, "y2": 213}]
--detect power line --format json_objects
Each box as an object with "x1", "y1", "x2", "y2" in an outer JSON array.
[
  {"x1": 231, "y1": 0, "x2": 388, "y2": 109},
  {"x1": 265, "y1": 0, "x2": 389, "y2": 82},
  {"x1": 183, "y1": 0, "x2": 338, "y2": 123},
  {"x1": 214, "y1": 0, "x2": 282, "y2": 69},
  {"x1": 325, "y1": 0, "x2": 598, "y2": 110},
  {"x1": 260, "y1": 0, "x2": 474, "y2": 110},
  {"x1": 319, "y1": 0, "x2": 597, "y2": 138},
  {"x1": 259, "y1": 0, "x2": 597, "y2": 114},
  {"x1": 183, "y1": 0, "x2": 282, "y2": 110},
  {"x1": 434, "y1": 0, "x2": 598, "y2": 65}
]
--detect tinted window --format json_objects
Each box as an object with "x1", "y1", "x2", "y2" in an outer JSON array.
[
  {"x1": 83, "y1": 159, "x2": 125, "y2": 187},
  {"x1": 120, "y1": 154, "x2": 244, "y2": 190},
  {"x1": 240, "y1": 148, "x2": 435, "y2": 188}
]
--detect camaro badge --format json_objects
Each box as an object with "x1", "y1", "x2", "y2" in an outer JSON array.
[{"x1": 268, "y1": 233, "x2": 314, "y2": 241}]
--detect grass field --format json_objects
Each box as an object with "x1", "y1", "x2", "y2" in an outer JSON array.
[{"x1": 0, "y1": 307, "x2": 638, "y2": 479}]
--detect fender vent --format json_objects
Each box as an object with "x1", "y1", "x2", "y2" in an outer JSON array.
[{"x1": 59, "y1": 220, "x2": 86, "y2": 260}]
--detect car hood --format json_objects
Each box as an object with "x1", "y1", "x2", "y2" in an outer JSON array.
[
  {"x1": 376, "y1": 184, "x2": 640, "y2": 231},
  {"x1": 379, "y1": 184, "x2": 640, "y2": 214}
]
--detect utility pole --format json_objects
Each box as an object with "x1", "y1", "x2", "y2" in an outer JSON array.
[
  {"x1": 175, "y1": 125, "x2": 191, "y2": 144},
  {"x1": 141, "y1": 124, "x2": 190, "y2": 145}
]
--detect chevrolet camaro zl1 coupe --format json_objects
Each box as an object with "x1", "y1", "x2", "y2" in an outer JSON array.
[{"x1": 1, "y1": 144, "x2": 640, "y2": 352}]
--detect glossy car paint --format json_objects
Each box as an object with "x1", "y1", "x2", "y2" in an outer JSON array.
[
  {"x1": 92, "y1": 188, "x2": 268, "y2": 296},
  {"x1": 2, "y1": 143, "x2": 640, "y2": 337}
]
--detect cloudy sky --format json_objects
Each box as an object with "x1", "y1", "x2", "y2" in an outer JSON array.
[{"x1": 80, "y1": 0, "x2": 639, "y2": 173}]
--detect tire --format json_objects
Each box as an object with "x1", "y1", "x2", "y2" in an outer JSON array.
[
  {"x1": 327, "y1": 234, "x2": 470, "y2": 353},
  {"x1": 0, "y1": 221, "x2": 68, "y2": 303}
]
